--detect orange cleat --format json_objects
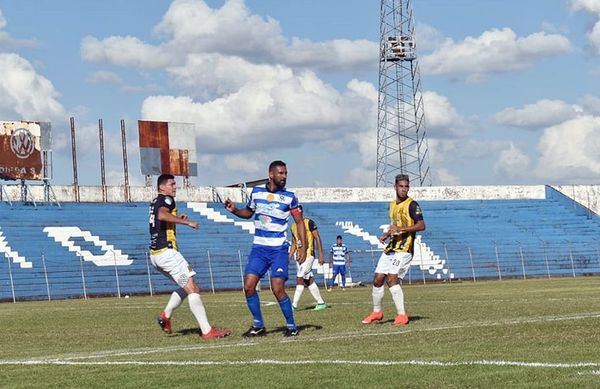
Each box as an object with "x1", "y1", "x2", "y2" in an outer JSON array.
[
  {"x1": 157, "y1": 311, "x2": 172, "y2": 334},
  {"x1": 361, "y1": 311, "x2": 383, "y2": 324},
  {"x1": 394, "y1": 314, "x2": 409, "y2": 326},
  {"x1": 201, "y1": 327, "x2": 231, "y2": 340}
]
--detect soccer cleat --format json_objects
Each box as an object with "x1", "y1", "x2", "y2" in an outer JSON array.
[
  {"x1": 201, "y1": 327, "x2": 231, "y2": 340},
  {"x1": 292, "y1": 305, "x2": 297, "y2": 311},
  {"x1": 283, "y1": 327, "x2": 300, "y2": 337},
  {"x1": 361, "y1": 311, "x2": 383, "y2": 324},
  {"x1": 242, "y1": 326, "x2": 267, "y2": 337},
  {"x1": 313, "y1": 303, "x2": 328, "y2": 311},
  {"x1": 326, "y1": 288, "x2": 332, "y2": 292},
  {"x1": 393, "y1": 314, "x2": 409, "y2": 326},
  {"x1": 157, "y1": 311, "x2": 172, "y2": 334}
]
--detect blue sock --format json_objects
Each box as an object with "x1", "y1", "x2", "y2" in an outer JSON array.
[
  {"x1": 341, "y1": 273, "x2": 346, "y2": 287},
  {"x1": 278, "y1": 295, "x2": 296, "y2": 329},
  {"x1": 246, "y1": 293, "x2": 264, "y2": 328}
]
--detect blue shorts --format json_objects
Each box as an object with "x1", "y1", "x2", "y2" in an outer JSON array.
[
  {"x1": 333, "y1": 265, "x2": 347, "y2": 274},
  {"x1": 245, "y1": 245, "x2": 289, "y2": 280}
]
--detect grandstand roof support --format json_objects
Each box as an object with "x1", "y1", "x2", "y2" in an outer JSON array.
[
  {"x1": 70, "y1": 117, "x2": 80, "y2": 202},
  {"x1": 120, "y1": 119, "x2": 130, "y2": 202},
  {"x1": 98, "y1": 119, "x2": 107, "y2": 203},
  {"x1": 376, "y1": 0, "x2": 431, "y2": 187}
]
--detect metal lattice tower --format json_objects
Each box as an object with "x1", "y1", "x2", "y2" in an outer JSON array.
[{"x1": 376, "y1": 0, "x2": 430, "y2": 187}]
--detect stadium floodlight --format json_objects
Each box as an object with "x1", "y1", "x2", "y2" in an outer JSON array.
[{"x1": 376, "y1": 0, "x2": 431, "y2": 187}]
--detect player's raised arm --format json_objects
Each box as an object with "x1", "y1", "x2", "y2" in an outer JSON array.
[
  {"x1": 224, "y1": 198, "x2": 254, "y2": 219},
  {"x1": 158, "y1": 207, "x2": 198, "y2": 229}
]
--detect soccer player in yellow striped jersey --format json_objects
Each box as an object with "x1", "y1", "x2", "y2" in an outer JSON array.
[
  {"x1": 149, "y1": 174, "x2": 230, "y2": 340},
  {"x1": 362, "y1": 174, "x2": 425, "y2": 326},
  {"x1": 289, "y1": 205, "x2": 328, "y2": 311}
]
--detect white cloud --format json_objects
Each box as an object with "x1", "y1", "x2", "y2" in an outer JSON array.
[
  {"x1": 87, "y1": 70, "x2": 123, "y2": 84},
  {"x1": 81, "y1": 0, "x2": 375, "y2": 72},
  {"x1": 535, "y1": 115, "x2": 600, "y2": 182},
  {"x1": 432, "y1": 168, "x2": 462, "y2": 186},
  {"x1": 579, "y1": 94, "x2": 600, "y2": 114},
  {"x1": 571, "y1": 0, "x2": 600, "y2": 54},
  {"x1": 223, "y1": 152, "x2": 268, "y2": 175},
  {"x1": 493, "y1": 143, "x2": 531, "y2": 179},
  {"x1": 0, "y1": 8, "x2": 36, "y2": 48},
  {"x1": 347, "y1": 167, "x2": 375, "y2": 187},
  {"x1": 493, "y1": 99, "x2": 579, "y2": 129},
  {"x1": 423, "y1": 91, "x2": 470, "y2": 138},
  {"x1": 81, "y1": 35, "x2": 170, "y2": 69},
  {"x1": 420, "y1": 28, "x2": 571, "y2": 77},
  {"x1": 571, "y1": 0, "x2": 600, "y2": 15},
  {"x1": 0, "y1": 53, "x2": 66, "y2": 122},
  {"x1": 142, "y1": 73, "x2": 376, "y2": 154}
]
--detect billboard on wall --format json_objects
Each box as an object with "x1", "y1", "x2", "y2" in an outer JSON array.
[
  {"x1": 138, "y1": 120, "x2": 197, "y2": 177},
  {"x1": 0, "y1": 121, "x2": 51, "y2": 180}
]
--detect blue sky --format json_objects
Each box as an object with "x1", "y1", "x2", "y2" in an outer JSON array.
[{"x1": 1, "y1": 0, "x2": 599, "y2": 187}]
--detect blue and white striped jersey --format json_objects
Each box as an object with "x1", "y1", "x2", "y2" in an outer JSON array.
[
  {"x1": 246, "y1": 184, "x2": 299, "y2": 248},
  {"x1": 330, "y1": 244, "x2": 348, "y2": 265}
]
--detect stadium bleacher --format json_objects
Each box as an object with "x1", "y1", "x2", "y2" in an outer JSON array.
[{"x1": 0, "y1": 185, "x2": 599, "y2": 301}]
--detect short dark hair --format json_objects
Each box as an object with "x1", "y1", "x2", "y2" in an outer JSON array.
[
  {"x1": 157, "y1": 174, "x2": 175, "y2": 190},
  {"x1": 297, "y1": 204, "x2": 303, "y2": 211},
  {"x1": 336, "y1": 235, "x2": 342, "y2": 240},
  {"x1": 269, "y1": 160, "x2": 286, "y2": 171},
  {"x1": 395, "y1": 174, "x2": 410, "y2": 184}
]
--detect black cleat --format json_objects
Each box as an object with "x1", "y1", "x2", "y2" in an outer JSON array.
[
  {"x1": 243, "y1": 326, "x2": 266, "y2": 337},
  {"x1": 283, "y1": 327, "x2": 299, "y2": 337}
]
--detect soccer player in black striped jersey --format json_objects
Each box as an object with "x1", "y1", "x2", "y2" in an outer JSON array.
[
  {"x1": 149, "y1": 174, "x2": 230, "y2": 340},
  {"x1": 362, "y1": 174, "x2": 425, "y2": 326}
]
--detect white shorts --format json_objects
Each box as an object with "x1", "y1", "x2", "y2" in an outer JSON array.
[
  {"x1": 296, "y1": 256, "x2": 316, "y2": 280},
  {"x1": 150, "y1": 249, "x2": 196, "y2": 288},
  {"x1": 374, "y1": 251, "x2": 413, "y2": 279}
]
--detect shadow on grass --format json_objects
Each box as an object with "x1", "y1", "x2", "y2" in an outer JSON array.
[
  {"x1": 380, "y1": 315, "x2": 426, "y2": 324},
  {"x1": 268, "y1": 324, "x2": 323, "y2": 335},
  {"x1": 174, "y1": 324, "x2": 324, "y2": 337}
]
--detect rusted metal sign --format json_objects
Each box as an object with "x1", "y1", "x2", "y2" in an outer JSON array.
[
  {"x1": 0, "y1": 121, "x2": 50, "y2": 180},
  {"x1": 138, "y1": 120, "x2": 197, "y2": 176}
]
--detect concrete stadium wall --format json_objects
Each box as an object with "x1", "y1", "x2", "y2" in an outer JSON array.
[
  {"x1": 1, "y1": 183, "x2": 551, "y2": 203},
  {"x1": 551, "y1": 185, "x2": 600, "y2": 216}
]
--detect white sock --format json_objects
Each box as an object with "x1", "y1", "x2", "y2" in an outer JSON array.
[
  {"x1": 308, "y1": 282, "x2": 324, "y2": 304},
  {"x1": 372, "y1": 285, "x2": 385, "y2": 312},
  {"x1": 292, "y1": 285, "x2": 304, "y2": 308},
  {"x1": 164, "y1": 291, "x2": 183, "y2": 318},
  {"x1": 188, "y1": 293, "x2": 211, "y2": 334},
  {"x1": 389, "y1": 284, "x2": 406, "y2": 314}
]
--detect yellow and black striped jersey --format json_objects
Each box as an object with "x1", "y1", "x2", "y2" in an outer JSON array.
[
  {"x1": 149, "y1": 194, "x2": 178, "y2": 253},
  {"x1": 384, "y1": 197, "x2": 423, "y2": 254},
  {"x1": 291, "y1": 218, "x2": 318, "y2": 257}
]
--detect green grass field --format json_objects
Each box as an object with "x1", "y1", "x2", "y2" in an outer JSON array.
[{"x1": 2, "y1": 277, "x2": 600, "y2": 388}]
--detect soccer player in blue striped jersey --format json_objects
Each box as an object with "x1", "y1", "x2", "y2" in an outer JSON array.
[
  {"x1": 329, "y1": 235, "x2": 350, "y2": 290},
  {"x1": 224, "y1": 160, "x2": 307, "y2": 337}
]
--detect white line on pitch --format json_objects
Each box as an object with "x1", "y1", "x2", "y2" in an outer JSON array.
[
  {"x1": 1, "y1": 359, "x2": 600, "y2": 369},
  {"x1": 5, "y1": 311, "x2": 600, "y2": 363}
]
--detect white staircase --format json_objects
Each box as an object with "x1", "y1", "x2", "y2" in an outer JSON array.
[
  {"x1": 337, "y1": 221, "x2": 448, "y2": 278},
  {"x1": 0, "y1": 227, "x2": 32, "y2": 268},
  {"x1": 187, "y1": 202, "x2": 255, "y2": 233},
  {"x1": 43, "y1": 226, "x2": 132, "y2": 266}
]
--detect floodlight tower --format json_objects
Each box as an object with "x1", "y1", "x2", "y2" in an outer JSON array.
[{"x1": 376, "y1": 0, "x2": 430, "y2": 187}]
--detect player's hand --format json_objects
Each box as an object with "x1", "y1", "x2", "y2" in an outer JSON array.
[
  {"x1": 318, "y1": 259, "x2": 324, "y2": 266},
  {"x1": 187, "y1": 220, "x2": 199, "y2": 229},
  {"x1": 379, "y1": 235, "x2": 387, "y2": 244},
  {"x1": 224, "y1": 198, "x2": 236, "y2": 213},
  {"x1": 297, "y1": 248, "x2": 307, "y2": 264}
]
